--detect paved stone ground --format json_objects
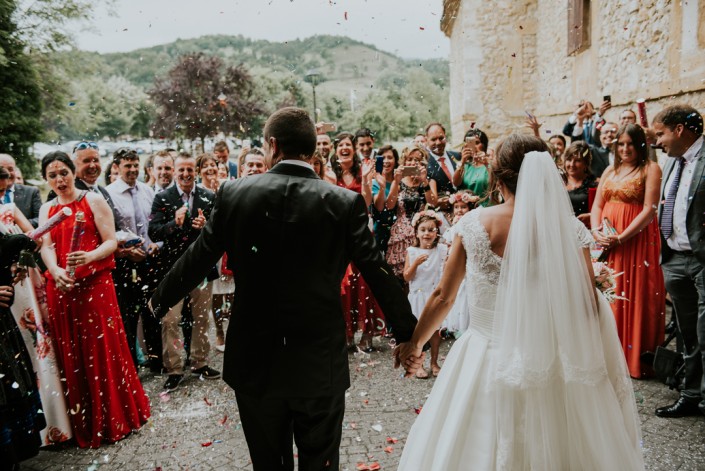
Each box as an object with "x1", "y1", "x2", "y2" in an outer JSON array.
[{"x1": 23, "y1": 335, "x2": 705, "y2": 471}]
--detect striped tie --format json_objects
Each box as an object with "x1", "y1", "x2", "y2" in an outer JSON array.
[{"x1": 660, "y1": 157, "x2": 686, "y2": 240}]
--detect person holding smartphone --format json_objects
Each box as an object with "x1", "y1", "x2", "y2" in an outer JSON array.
[
  {"x1": 452, "y1": 129, "x2": 491, "y2": 206},
  {"x1": 386, "y1": 146, "x2": 437, "y2": 287},
  {"x1": 370, "y1": 145, "x2": 400, "y2": 254}
]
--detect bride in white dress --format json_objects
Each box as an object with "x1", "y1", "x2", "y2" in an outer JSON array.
[{"x1": 396, "y1": 135, "x2": 644, "y2": 470}]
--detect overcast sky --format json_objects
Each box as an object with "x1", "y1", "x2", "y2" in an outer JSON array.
[{"x1": 74, "y1": 0, "x2": 450, "y2": 59}]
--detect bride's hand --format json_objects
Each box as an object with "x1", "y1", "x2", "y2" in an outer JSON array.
[{"x1": 394, "y1": 342, "x2": 425, "y2": 377}]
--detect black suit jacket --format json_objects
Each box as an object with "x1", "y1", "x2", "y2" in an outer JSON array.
[
  {"x1": 148, "y1": 185, "x2": 215, "y2": 269},
  {"x1": 150, "y1": 162, "x2": 417, "y2": 398},
  {"x1": 659, "y1": 138, "x2": 705, "y2": 265},
  {"x1": 12, "y1": 184, "x2": 41, "y2": 228},
  {"x1": 427, "y1": 150, "x2": 460, "y2": 195},
  {"x1": 562, "y1": 117, "x2": 604, "y2": 146},
  {"x1": 589, "y1": 145, "x2": 610, "y2": 179}
]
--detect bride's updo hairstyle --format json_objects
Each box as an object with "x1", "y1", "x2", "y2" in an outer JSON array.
[{"x1": 489, "y1": 134, "x2": 549, "y2": 203}]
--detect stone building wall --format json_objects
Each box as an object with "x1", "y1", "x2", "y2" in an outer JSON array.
[{"x1": 441, "y1": 0, "x2": 705, "y2": 148}]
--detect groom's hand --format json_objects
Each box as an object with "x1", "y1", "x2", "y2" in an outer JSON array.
[{"x1": 394, "y1": 342, "x2": 425, "y2": 378}]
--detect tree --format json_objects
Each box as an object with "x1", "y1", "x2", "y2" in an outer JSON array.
[
  {"x1": 149, "y1": 53, "x2": 264, "y2": 146},
  {"x1": 0, "y1": 0, "x2": 43, "y2": 177}
]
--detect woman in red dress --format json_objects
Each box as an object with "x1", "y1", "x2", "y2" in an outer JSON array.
[
  {"x1": 590, "y1": 124, "x2": 665, "y2": 378},
  {"x1": 38, "y1": 151, "x2": 150, "y2": 448},
  {"x1": 330, "y1": 133, "x2": 386, "y2": 351}
]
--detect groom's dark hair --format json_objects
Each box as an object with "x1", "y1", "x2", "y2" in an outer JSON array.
[{"x1": 264, "y1": 107, "x2": 317, "y2": 159}]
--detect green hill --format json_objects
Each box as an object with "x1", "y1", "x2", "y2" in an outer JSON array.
[{"x1": 51, "y1": 35, "x2": 450, "y2": 142}]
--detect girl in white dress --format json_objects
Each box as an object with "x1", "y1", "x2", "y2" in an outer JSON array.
[
  {"x1": 397, "y1": 135, "x2": 643, "y2": 470},
  {"x1": 403, "y1": 210, "x2": 447, "y2": 378},
  {"x1": 442, "y1": 190, "x2": 479, "y2": 337}
]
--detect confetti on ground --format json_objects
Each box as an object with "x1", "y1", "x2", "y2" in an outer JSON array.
[
  {"x1": 386, "y1": 437, "x2": 398, "y2": 444},
  {"x1": 201, "y1": 441, "x2": 213, "y2": 447}
]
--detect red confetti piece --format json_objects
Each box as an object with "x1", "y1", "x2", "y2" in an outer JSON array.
[
  {"x1": 356, "y1": 464, "x2": 370, "y2": 471},
  {"x1": 204, "y1": 396, "x2": 212, "y2": 406},
  {"x1": 414, "y1": 407, "x2": 423, "y2": 414},
  {"x1": 386, "y1": 437, "x2": 398, "y2": 444},
  {"x1": 369, "y1": 463, "x2": 381, "y2": 471},
  {"x1": 344, "y1": 11, "x2": 348, "y2": 20},
  {"x1": 201, "y1": 441, "x2": 213, "y2": 447},
  {"x1": 419, "y1": 26, "x2": 425, "y2": 30},
  {"x1": 384, "y1": 446, "x2": 394, "y2": 453}
]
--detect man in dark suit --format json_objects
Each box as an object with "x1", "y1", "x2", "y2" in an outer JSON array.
[
  {"x1": 589, "y1": 121, "x2": 618, "y2": 179},
  {"x1": 150, "y1": 107, "x2": 420, "y2": 470},
  {"x1": 654, "y1": 105, "x2": 705, "y2": 418},
  {"x1": 213, "y1": 140, "x2": 238, "y2": 179},
  {"x1": 425, "y1": 122, "x2": 460, "y2": 209},
  {"x1": 561, "y1": 100, "x2": 610, "y2": 146},
  {"x1": 0, "y1": 153, "x2": 42, "y2": 227},
  {"x1": 149, "y1": 154, "x2": 219, "y2": 392}
]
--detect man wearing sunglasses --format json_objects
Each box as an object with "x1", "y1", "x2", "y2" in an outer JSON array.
[
  {"x1": 0, "y1": 153, "x2": 42, "y2": 227},
  {"x1": 46, "y1": 142, "x2": 121, "y2": 228}
]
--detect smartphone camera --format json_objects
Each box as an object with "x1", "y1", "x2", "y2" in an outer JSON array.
[{"x1": 375, "y1": 155, "x2": 384, "y2": 174}]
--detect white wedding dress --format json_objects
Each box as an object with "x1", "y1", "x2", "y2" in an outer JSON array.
[{"x1": 398, "y1": 153, "x2": 644, "y2": 470}]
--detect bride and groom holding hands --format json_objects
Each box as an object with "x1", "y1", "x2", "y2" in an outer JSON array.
[{"x1": 151, "y1": 107, "x2": 644, "y2": 470}]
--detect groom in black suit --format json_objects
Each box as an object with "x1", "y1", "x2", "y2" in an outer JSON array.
[{"x1": 151, "y1": 107, "x2": 420, "y2": 470}]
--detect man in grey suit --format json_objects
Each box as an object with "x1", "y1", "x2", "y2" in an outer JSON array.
[
  {"x1": 0, "y1": 153, "x2": 42, "y2": 227},
  {"x1": 654, "y1": 104, "x2": 705, "y2": 418}
]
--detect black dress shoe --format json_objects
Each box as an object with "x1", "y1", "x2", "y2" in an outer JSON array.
[{"x1": 655, "y1": 397, "x2": 701, "y2": 418}]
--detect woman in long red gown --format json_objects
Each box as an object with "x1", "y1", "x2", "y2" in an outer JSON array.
[
  {"x1": 39, "y1": 151, "x2": 150, "y2": 448},
  {"x1": 330, "y1": 133, "x2": 386, "y2": 351},
  {"x1": 591, "y1": 124, "x2": 665, "y2": 378}
]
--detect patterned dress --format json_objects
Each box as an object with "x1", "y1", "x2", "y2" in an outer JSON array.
[
  {"x1": 0, "y1": 203, "x2": 72, "y2": 446},
  {"x1": 386, "y1": 182, "x2": 428, "y2": 281}
]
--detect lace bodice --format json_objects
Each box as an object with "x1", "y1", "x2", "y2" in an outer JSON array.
[
  {"x1": 456, "y1": 209, "x2": 503, "y2": 312},
  {"x1": 456, "y1": 208, "x2": 594, "y2": 313}
]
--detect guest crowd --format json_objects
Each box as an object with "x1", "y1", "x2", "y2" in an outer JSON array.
[{"x1": 1, "y1": 99, "x2": 705, "y2": 467}]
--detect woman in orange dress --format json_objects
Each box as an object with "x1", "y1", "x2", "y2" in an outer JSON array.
[
  {"x1": 39, "y1": 151, "x2": 150, "y2": 448},
  {"x1": 590, "y1": 124, "x2": 665, "y2": 378}
]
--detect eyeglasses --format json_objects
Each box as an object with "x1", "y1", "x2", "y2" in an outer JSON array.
[{"x1": 73, "y1": 141, "x2": 99, "y2": 153}]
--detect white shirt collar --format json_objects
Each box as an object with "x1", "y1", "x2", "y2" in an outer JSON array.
[
  {"x1": 682, "y1": 135, "x2": 704, "y2": 163},
  {"x1": 176, "y1": 184, "x2": 196, "y2": 197},
  {"x1": 278, "y1": 159, "x2": 313, "y2": 170},
  {"x1": 111, "y1": 178, "x2": 133, "y2": 193}
]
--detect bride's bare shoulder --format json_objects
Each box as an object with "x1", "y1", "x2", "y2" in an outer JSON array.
[{"x1": 477, "y1": 205, "x2": 512, "y2": 255}]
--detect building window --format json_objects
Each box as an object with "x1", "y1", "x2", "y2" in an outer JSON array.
[{"x1": 568, "y1": 0, "x2": 591, "y2": 55}]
